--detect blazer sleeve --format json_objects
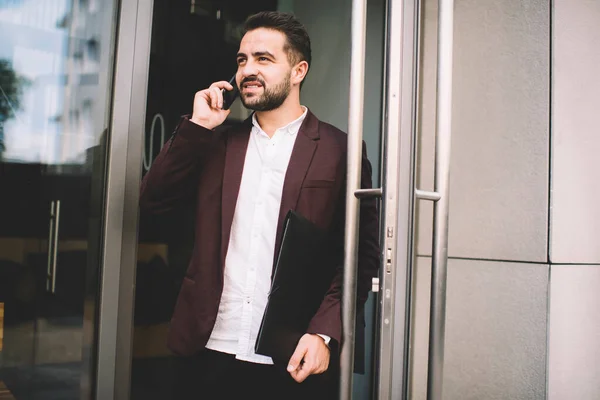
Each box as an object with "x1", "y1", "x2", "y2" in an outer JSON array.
[
  {"x1": 306, "y1": 142, "x2": 381, "y2": 350},
  {"x1": 139, "y1": 116, "x2": 221, "y2": 214}
]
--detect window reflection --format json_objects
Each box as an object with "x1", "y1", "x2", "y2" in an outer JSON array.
[
  {"x1": 0, "y1": 0, "x2": 108, "y2": 168},
  {"x1": 0, "y1": 0, "x2": 118, "y2": 398}
]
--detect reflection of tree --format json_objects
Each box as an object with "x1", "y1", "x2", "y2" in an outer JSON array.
[{"x1": 0, "y1": 59, "x2": 28, "y2": 159}]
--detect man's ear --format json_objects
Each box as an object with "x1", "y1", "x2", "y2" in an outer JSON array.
[{"x1": 291, "y1": 60, "x2": 309, "y2": 86}]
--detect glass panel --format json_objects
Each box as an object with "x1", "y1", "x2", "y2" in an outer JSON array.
[
  {"x1": 132, "y1": 1, "x2": 385, "y2": 399},
  {"x1": 0, "y1": 0, "x2": 118, "y2": 398}
]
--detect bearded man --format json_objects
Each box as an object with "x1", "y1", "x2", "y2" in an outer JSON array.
[{"x1": 140, "y1": 11, "x2": 380, "y2": 400}]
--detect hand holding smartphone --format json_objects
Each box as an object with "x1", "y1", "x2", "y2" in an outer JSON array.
[
  {"x1": 222, "y1": 75, "x2": 239, "y2": 110},
  {"x1": 190, "y1": 76, "x2": 238, "y2": 130}
]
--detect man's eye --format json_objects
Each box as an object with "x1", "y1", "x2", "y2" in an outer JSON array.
[
  {"x1": 237, "y1": 59, "x2": 246, "y2": 65},
  {"x1": 259, "y1": 57, "x2": 269, "y2": 62}
]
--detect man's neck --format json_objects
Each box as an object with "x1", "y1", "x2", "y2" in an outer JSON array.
[{"x1": 255, "y1": 101, "x2": 304, "y2": 138}]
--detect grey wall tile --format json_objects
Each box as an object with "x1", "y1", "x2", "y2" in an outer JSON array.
[
  {"x1": 409, "y1": 257, "x2": 548, "y2": 400},
  {"x1": 550, "y1": 0, "x2": 600, "y2": 264},
  {"x1": 416, "y1": 0, "x2": 550, "y2": 262},
  {"x1": 548, "y1": 265, "x2": 600, "y2": 400},
  {"x1": 408, "y1": 257, "x2": 434, "y2": 400}
]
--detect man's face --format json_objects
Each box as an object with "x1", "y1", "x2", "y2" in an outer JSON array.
[{"x1": 236, "y1": 28, "x2": 293, "y2": 111}]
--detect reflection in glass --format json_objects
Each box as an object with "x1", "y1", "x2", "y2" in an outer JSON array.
[{"x1": 0, "y1": 0, "x2": 118, "y2": 398}]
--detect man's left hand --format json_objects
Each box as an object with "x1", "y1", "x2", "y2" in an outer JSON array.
[{"x1": 287, "y1": 334, "x2": 330, "y2": 383}]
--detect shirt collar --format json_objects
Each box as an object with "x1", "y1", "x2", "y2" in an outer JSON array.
[{"x1": 251, "y1": 106, "x2": 308, "y2": 136}]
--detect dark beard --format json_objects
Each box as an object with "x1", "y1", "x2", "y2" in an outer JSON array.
[{"x1": 241, "y1": 75, "x2": 291, "y2": 111}]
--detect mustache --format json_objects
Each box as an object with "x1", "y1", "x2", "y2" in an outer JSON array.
[{"x1": 241, "y1": 76, "x2": 266, "y2": 86}]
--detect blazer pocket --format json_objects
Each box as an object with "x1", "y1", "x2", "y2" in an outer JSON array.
[{"x1": 303, "y1": 179, "x2": 335, "y2": 188}]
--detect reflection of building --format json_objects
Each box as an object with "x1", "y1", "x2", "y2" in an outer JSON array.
[
  {"x1": 0, "y1": 0, "x2": 109, "y2": 167},
  {"x1": 0, "y1": 0, "x2": 66, "y2": 164},
  {"x1": 58, "y1": 0, "x2": 109, "y2": 168}
]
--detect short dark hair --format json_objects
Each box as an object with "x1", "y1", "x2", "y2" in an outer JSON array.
[{"x1": 243, "y1": 11, "x2": 312, "y2": 69}]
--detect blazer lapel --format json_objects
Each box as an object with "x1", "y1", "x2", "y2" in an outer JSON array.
[
  {"x1": 273, "y1": 110, "x2": 320, "y2": 268},
  {"x1": 220, "y1": 120, "x2": 252, "y2": 266}
]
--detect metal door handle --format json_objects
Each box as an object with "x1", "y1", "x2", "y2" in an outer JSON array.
[
  {"x1": 355, "y1": 187, "x2": 383, "y2": 199},
  {"x1": 416, "y1": 189, "x2": 441, "y2": 202},
  {"x1": 413, "y1": 0, "x2": 455, "y2": 398},
  {"x1": 340, "y1": 0, "x2": 369, "y2": 398},
  {"x1": 46, "y1": 200, "x2": 61, "y2": 294}
]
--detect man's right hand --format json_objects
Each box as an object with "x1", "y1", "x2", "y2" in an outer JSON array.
[{"x1": 190, "y1": 81, "x2": 235, "y2": 130}]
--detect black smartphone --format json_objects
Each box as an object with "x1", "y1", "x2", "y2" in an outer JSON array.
[{"x1": 222, "y1": 75, "x2": 239, "y2": 110}]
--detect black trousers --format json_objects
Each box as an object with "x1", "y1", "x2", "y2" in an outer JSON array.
[{"x1": 173, "y1": 349, "x2": 339, "y2": 400}]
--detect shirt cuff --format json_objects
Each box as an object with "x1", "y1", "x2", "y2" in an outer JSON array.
[{"x1": 317, "y1": 334, "x2": 331, "y2": 346}]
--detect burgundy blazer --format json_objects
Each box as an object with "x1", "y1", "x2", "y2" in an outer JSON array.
[{"x1": 139, "y1": 109, "x2": 380, "y2": 366}]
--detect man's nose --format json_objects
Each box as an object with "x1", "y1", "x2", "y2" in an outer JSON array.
[{"x1": 239, "y1": 61, "x2": 259, "y2": 78}]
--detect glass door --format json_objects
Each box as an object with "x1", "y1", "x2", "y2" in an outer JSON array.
[
  {"x1": 127, "y1": 0, "x2": 389, "y2": 399},
  {"x1": 0, "y1": 0, "x2": 119, "y2": 398}
]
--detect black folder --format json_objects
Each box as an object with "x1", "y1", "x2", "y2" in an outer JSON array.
[{"x1": 255, "y1": 210, "x2": 335, "y2": 361}]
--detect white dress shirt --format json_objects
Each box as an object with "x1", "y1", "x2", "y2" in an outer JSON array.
[{"x1": 205, "y1": 107, "x2": 310, "y2": 364}]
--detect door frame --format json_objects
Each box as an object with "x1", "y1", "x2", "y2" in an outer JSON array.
[
  {"x1": 375, "y1": 0, "x2": 420, "y2": 398},
  {"x1": 95, "y1": 0, "x2": 154, "y2": 398}
]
